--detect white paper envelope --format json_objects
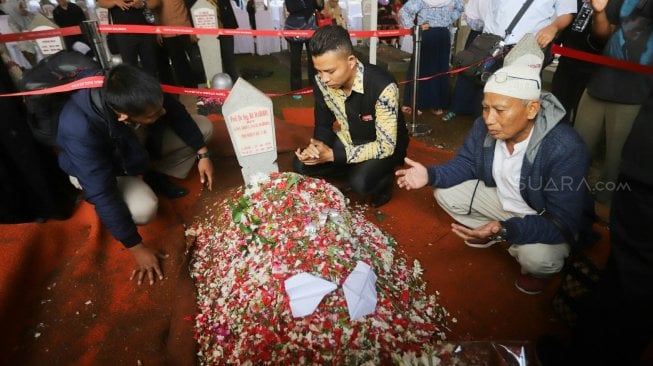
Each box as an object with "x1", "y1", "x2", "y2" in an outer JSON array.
[
  {"x1": 343, "y1": 261, "x2": 378, "y2": 321},
  {"x1": 285, "y1": 272, "x2": 337, "y2": 318}
]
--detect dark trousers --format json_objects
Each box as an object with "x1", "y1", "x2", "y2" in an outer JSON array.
[
  {"x1": 403, "y1": 27, "x2": 450, "y2": 109},
  {"x1": 219, "y1": 35, "x2": 238, "y2": 82},
  {"x1": 570, "y1": 176, "x2": 653, "y2": 365},
  {"x1": 449, "y1": 30, "x2": 483, "y2": 117},
  {"x1": 289, "y1": 40, "x2": 315, "y2": 91},
  {"x1": 551, "y1": 58, "x2": 594, "y2": 125},
  {"x1": 162, "y1": 35, "x2": 201, "y2": 87},
  {"x1": 293, "y1": 156, "x2": 397, "y2": 197},
  {"x1": 115, "y1": 34, "x2": 158, "y2": 78}
]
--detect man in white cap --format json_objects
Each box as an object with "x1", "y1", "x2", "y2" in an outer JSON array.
[{"x1": 395, "y1": 34, "x2": 595, "y2": 295}]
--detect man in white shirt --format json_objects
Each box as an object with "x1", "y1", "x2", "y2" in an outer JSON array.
[
  {"x1": 483, "y1": 0, "x2": 577, "y2": 47},
  {"x1": 396, "y1": 35, "x2": 594, "y2": 295}
]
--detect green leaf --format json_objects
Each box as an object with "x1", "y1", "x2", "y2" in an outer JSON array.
[
  {"x1": 238, "y1": 197, "x2": 249, "y2": 209},
  {"x1": 374, "y1": 210, "x2": 389, "y2": 223},
  {"x1": 239, "y1": 223, "x2": 253, "y2": 234},
  {"x1": 232, "y1": 209, "x2": 243, "y2": 223},
  {"x1": 287, "y1": 174, "x2": 300, "y2": 189}
]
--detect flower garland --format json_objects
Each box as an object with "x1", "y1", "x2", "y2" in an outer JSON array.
[{"x1": 187, "y1": 172, "x2": 449, "y2": 364}]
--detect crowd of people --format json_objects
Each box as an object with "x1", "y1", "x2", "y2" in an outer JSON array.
[{"x1": 1, "y1": 0, "x2": 652, "y2": 364}]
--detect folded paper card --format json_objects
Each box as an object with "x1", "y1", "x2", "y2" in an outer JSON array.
[
  {"x1": 285, "y1": 272, "x2": 337, "y2": 318},
  {"x1": 343, "y1": 261, "x2": 378, "y2": 321}
]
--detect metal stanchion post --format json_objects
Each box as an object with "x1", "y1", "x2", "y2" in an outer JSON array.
[
  {"x1": 409, "y1": 24, "x2": 432, "y2": 137},
  {"x1": 80, "y1": 20, "x2": 111, "y2": 71}
]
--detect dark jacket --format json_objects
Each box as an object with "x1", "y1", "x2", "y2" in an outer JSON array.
[
  {"x1": 428, "y1": 93, "x2": 593, "y2": 248},
  {"x1": 57, "y1": 88, "x2": 205, "y2": 247},
  {"x1": 216, "y1": 0, "x2": 238, "y2": 28},
  {"x1": 285, "y1": 0, "x2": 318, "y2": 18}
]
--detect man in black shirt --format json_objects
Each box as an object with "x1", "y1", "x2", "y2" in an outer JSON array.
[
  {"x1": 97, "y1": 0, "x2": 158, "y2": 77},
  {"x1": 52, "y1": 0, "x2": 91, "y2": 52}
]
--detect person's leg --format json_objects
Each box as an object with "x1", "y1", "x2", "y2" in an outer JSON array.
[
  {"x1": 136, "y1": 35, "x2": 159, "y2": 78},
  {"x1": 568, "y1": 177, "x2": 653, "y2": 365},
  {"x1": 434, "y1": 180, "x2": 515, "y2": 229},
  {"x1": 289, "y1": 41, "x2": 303, "y2": 90},
  {"x1": 70, "y1": 174, "x2": 158, "y2": 224},
  {"x1": 115, "y1": 35, "x2": 140, "y2": 68},
  {"x1": 292, "y1": 156, "x2": 345, "y2": 179},
  {"x1": 413, "y1": 28, "x2": 439, "y2": 110},
  {"x1": 507, "y1": 242, "x2": 570, "y2": 277},
  {"x1": 163, "y1": 36, "x2": 196, "y2": 87},
  {"x1": 152, "y1": 115, "x2": 213, "y2": 179},
  {"x1": 346, "y1": 158, "x2": 396, "y2": 196},
  {"x1": 431, "y1": 27, "x2": 450, "y2": 111},
  {"x1": 597, "y1": 102, "x2": 640, "y2": 205},
  {"x1": 403, "y1": 56, "x2": 414, "y2": 108},
  {"x1": 574, "y1": 90, "x2": 607, "y2": 159},
  {"x1": 606, "y1": 177, "x2": 653, "y2": 365},
  {"x1": 219, "y1": 35, "x2": 238, "y2": 82},
  {"x1": 304, "y1": 40, "x2": 315, "y2": 87},
  {"x1": 116, "y1": 176, "x2": 159, "y2": 224}
]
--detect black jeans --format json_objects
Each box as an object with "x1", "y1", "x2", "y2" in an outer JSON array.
[
  {"x1": 162, "y1": 35, "x2": 201, "y2": 87},
  {"x1": 115, "y1": 34, "x2": 158, "y2": 78},
  {"x1": 219, "y1": 35, "x2": 238, "y2": 82},
  {"x1": 289, "y1": 40, "x2": 314, "y2": 91},
  {"x1": 293, "y1": 155, "x2": 397, "y2": 196}
]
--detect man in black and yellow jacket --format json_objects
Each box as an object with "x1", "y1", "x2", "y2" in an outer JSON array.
[{"x1": 293, "y1": 25, "x2": 408, "y2": 207}]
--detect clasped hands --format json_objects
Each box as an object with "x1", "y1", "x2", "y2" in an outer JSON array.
[{"x1": 296, "y1": 138, "x2": 334, "y2": 165}]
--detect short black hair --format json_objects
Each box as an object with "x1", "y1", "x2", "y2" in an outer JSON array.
[
  {"x1": 104, "y1": 63, "x2": 163, "y2": 116},
  {"x1": 309, "y1": 25, "x2": 354, "y2": 58}
]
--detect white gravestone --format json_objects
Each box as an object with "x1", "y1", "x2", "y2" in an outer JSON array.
[
  {"x1": 191, "y1": 0, "x2": 222, "y2": 84},
  {"x1": 222, "y1": 78, "x2": 278, "y2": 184},
  {"x1": 29, "y1": 13, "x2": 65, "y2": 55}
]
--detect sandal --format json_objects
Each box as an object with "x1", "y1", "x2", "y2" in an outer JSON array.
[
  {"x1": 401, "y1": 106, "x2": 423, "y2": 115},
  {"x1": 442, "y1": 111, "x2": 456, "y2": 122},
  {"x1": 431, "y1": 109, "x2": 444, "y2": 116}
]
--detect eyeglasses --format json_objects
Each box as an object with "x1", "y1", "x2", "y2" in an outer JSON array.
[{"x1": 491, "y1": 72, "x2": 540, "y2": 89}]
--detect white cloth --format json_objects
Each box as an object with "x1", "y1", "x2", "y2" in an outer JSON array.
[
  {"x1": 233, "y1": 5, "x2": 255, "y2": 54},
  {"x1": 492, "y1": 128, "x2": 537, "y2": 216},
  {"x1": 482, "y1": 0, "x2": 577, "y2": 45},
  {"x1": 255, "y1": 10, "x2": 280, "y2": 55},
  {"x1": 463, "y1": 0, "x2": 489, "y2": 23},
  {"x1": 422, "y1": 0, "x2": 451, "y2": 8}
]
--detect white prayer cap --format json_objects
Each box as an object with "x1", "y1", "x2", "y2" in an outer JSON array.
[{"x1": 484, "y1": 34, "x2": 544, "y2": 101}]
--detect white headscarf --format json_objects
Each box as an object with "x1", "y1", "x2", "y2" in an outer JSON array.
[{"x1": 421, "y1": 0, "x2": 451, "y2": 8}]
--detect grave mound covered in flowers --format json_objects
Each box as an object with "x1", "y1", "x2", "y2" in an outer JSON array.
[{"x1": 186, "y1": 172, "x2": 449, "y2": 364}]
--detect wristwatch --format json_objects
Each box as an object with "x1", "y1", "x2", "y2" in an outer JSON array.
[
  {"x1": 197, "y1": 152, "x2": 211, "y2": 161},
  {"x1": 489, "y1": 223, "x2": 508, "y2": 242}
]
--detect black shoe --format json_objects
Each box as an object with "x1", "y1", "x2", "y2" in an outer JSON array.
[
  {"x1": 371, "y1": 184, "x2": 393, "y2": 208},
  {"x1": 339, "y1": 184, "x2": 353, "y2": 194},
  {"x1": 144, "y1": 172, "x2": 189, "y2": 199}
]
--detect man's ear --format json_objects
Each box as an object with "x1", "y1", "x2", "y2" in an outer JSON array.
[
  {"x1": 116, "y1": 112, "x2": 129, "y2": 122},
  {"x1": 347, "y1": 54, "x2": 357, "y2": 69},
  {"x1": 527, "y1": 100, "x2": 540, "y2": 120}
]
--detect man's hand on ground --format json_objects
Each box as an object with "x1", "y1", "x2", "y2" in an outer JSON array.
[
  {"x1": 396, "y1": 157, "x2": 428, "y2": 190},
  {"x1": 129, "y1": 243, "x2": 169, "y2": 285},
  {"x1": 451, "y1": 221, "x2": 502, "y2": 243},
  {"x1": 198, "y1": 158, "x2": 214, "y2": 191}
]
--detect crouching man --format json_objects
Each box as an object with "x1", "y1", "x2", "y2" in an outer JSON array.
[
  {"x1": 57, "y1": 64, "x2": 214, "y2": 286},
  {"x1": 396, "y1": 35, "x2": 594, "y2": 294},
  {"x1": 293, "y1": 25, "x2": 409, "y2": 207}
]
